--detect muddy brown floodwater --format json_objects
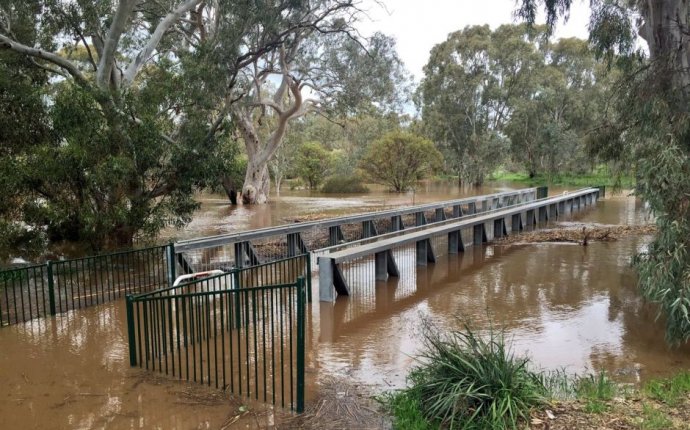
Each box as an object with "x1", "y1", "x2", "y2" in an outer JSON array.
[{"x1": 2, "y1": 184, "x2": 688, "y2": 429}]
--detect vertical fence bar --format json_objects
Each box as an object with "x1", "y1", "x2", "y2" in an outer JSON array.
[
  {"x1": 46, "y1": 262, "x2": 56, "y2": 316},
  {"x1": 126, "y1": 294, "x2": 137, "y2": 366},
  {"x1": 296, "y1": 277, "x2": 306, "y2": 413}
]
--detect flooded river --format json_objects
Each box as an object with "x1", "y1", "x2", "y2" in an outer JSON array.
[{"x1": 2, "y1": 183, "x2": 688, "y2": 429}]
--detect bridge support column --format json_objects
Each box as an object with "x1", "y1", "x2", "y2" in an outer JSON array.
[
  {"x1": 467, "y1": 202, "x2": 476, "y2": 215},
  {"x1": 318, "y1": 257, "x2": 350, "y2": 302},
  {"x1": 511, "y1": 213, "x2": 523, "y2": 232},
  {"x1": 362, "y1": 220, "x2": 378, "y2": 238},
  {"x1": 452, "y1": 205, "x2": 463, "y2": 218},
  {"x1": 549, "y1": 203, "x2": 558, "y2": 219},
  {"x1": 538, "y1": 206, "x2": 548, "y2": 222},
  {"x1": 481, "y1": 199, "x2": 488, "y2": 212},
  {"x1": 526, "y1": 210, "x2": 536, "y2": 228},
  {"x1": 416, "y1": 239, "x2": 436, "y2": 266},
  {"x1": 375, "y1": 251, "x2": 388, "y2": 281},
  {"x1": 558, "y1": 201, "x2": 566, "y2": 216},
  {"x1": 448, "y1": 230, "x2": 464, "y2": 254},
  {"x1": 473, "y1": 224, "x2": 487, "y2": 245},
  {"x1": 375, "y1": 250, "x2": 399, "y2": 281},
  {"x1": 391, "y1": 215, "x2": 404, "y2": 232},
  {"x1": 435, "y1": 208, "x2": 447, "y2": 222},
  {"x1": 493, "y1": 218, "x2": 507, "y2": 238},
  {"x1": 328, "y1": 226, "x2": 345, "y2": 246},
  {"x1": 287, "y1": 233, "x2": 308, "y2": 257},
  {"x1": 415, "y1": 212, "x2": 427, "y2": 226},
  {"x1": 234, "y1": 241, "x2": 261, "y2": 268}
]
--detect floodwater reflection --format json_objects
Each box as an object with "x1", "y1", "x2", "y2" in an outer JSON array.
[{"x1": 2, "y1": 192, "x2": 687, "y2": 429}]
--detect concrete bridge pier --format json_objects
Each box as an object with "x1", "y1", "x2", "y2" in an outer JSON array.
[
  {"x1": 511, "y1": 213, "x2": 523, "y2": 232},
  {"x1": 375, "y1": 250, "x2": 399, "y2": 281},
  {"x1": 494, "y1": 218, "x2": 508, "y2": 238},
  {"x1": 473, "y1": 224, "x2": 488, "y2": 245},
  {"x1": 549, "y1": 203, "x2": 558, "y2": 219},
  {"x1": 391, "y1": 215, "x2": 404, "y2": 232},
  {"x1": 329, "y1": 226, "x2": 345, "y2": 246},
  {"x1": 416, "y1": 239, "x2": 436, "y2": 265}
]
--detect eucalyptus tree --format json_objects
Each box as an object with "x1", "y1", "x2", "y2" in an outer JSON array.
[
  {"x1": 418, "y1": 24, "x2": 546, "y2": 186},
  {"x1": 518, "y1": 0, "x2": 690, "y2": 342},
  {"x1": 0, "y1": 0, "x2": 238, "y2": 248},
  {"x1": 222, "y1": 2, "x2": 408, "y2": 204},
  {"x1": 505, "y1": 38, "x2": 606, "y2": 178}
]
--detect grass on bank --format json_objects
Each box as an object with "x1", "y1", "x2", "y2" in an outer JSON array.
[
  {"x1": 489, "y1": 166, "x2": 635, "y2": 189},
  {"x1": 383, "y1": 321, "x2": 690, "y2": 429},
  {"x1": 383, "y1": 322, "x2": 548, "y2": 429}
]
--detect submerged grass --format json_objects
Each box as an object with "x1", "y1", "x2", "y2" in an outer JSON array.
[{"x1": 387, "y1": 322, "x2": 547, "y2": 429}]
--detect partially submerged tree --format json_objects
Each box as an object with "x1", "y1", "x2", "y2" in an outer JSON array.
[
  {"x1": 0, "y1": 0, "x2": 234, "y2": 248},
  {"x1": 226, "y1": 2, "x2": 408, "y2": 204},
  {"x1": 359, "y1": 132, "x2": 442, "y2": 192}
]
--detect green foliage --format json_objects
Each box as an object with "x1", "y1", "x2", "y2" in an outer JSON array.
[
  {"x1": 419, "y1": 24, "x2": 545, "y2": 186},
  {"x1": 516, "y1": 0, "x2": 690, "y2": 345},
  {"x1": 640, "y1": 403, "x2": 673, "y2": 430},
  {"x1": 402, "y1": 322, "x2": 547, "y2": 429},
  {"x1": 295, "y1": 142, "x2": 331, "y2": 190},
  {"x1": 644, "y1": 371, "x2": 690, "y2": 406},
  {"x1": 491, "y1": 165, "x2": 634, "y2": 188},
  {"x1": 359, "y1": 132, "x2": 442, "y2": 192},
  {"x1": 383, "y1": 390, "x2": 435, "y2": 430},
  {"x1": 574, "y1": 372, "x2": 616, "y2": 413},
  {"x1": 320, "y1": 175, "x2": 369, "y2": 194}
]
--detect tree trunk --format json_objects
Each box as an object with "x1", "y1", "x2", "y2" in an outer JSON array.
[
  {"x1": 242, "y1": 160, "x2": 270, "y2": 204},
  {"x1": 220, "y1": 175, "x2": 238, "y2": 205},
  {"x1": 638, "y1": 0, "x2": 690, "y2": 91}
]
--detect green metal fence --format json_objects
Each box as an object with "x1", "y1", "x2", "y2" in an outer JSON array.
[
  {"x1": 126, "y1": 254, "x2": 310, "y2": 412},
  {"x1": 0, "y1": 244, "x2": 173, "y2": 326}
]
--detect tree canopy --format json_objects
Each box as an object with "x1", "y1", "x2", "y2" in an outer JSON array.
[{"x1": 516, "y1": 0, "x2": 690, "y2": 343}]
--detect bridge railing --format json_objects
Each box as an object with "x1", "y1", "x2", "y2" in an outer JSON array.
[
  {"x1": 126, "y1": 254, "x2": 310, "y2": 412},
  {"x1": 0, "y1": 244, "x2": 173, "y2": 327},
  {"x1": 174, "y1": 188, "x2": 538, "y2": 273}
]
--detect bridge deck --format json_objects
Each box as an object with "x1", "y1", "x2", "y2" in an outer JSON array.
[{"x1": 318, "y1": 187, "x2": 600, "y2": 301}]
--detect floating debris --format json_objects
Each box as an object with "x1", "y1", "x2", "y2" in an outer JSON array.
[{"x1": 496, "y1": 224, "x2": 656, "y2": 246}]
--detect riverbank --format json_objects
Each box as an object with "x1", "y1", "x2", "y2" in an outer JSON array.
[{"x1": 488, "y1": 168, "x2": 635, "y2": 189}]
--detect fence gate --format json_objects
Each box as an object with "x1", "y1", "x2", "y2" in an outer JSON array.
[{"x1": 125, "y1": 254, "x2": 310, "y2": 412}]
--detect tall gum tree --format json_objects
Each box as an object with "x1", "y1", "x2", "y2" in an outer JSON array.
[
  {"x1": 222, "y1": 2, "x2": 408, "y2": 204},
  {"x1": 0, "y1": 1, "x2": 353, "y2": 246}
]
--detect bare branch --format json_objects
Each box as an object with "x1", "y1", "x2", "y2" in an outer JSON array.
[
  {"x1": 0, "y1": 34, "x2": 89, "y2": 85},
  {"x1": 97, "y1": 0, "x2": 137, "y2": 89}
]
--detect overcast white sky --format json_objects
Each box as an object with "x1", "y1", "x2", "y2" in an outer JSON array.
[{"x1": 357, "y1": 0, "x2": 591, "y2": 81}]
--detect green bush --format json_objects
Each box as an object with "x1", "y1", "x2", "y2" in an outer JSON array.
[
  {"x1": 398, "y1": 322, "x2": 547, "y2": 429},
  {"x1": 321, "y1": 175, "x2": 370, "y2": 194}
]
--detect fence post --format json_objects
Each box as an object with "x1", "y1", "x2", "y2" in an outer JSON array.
[
  {"x1": 305, "y1": 254, "x2": 312, "y2": 303},
  {"x1": 126, "y1": 294, "x2": 137, "y2": 366},
  {"x1": 166, "y1": 243, "x2": 176, "y2": 287},
  {"x1": 296, "y1": 277, "x2": 306, "y2": 413},
  {"x1": 233, "y1": 269, "x2": 241, "y2": 329},
  {"x1": 46, "y1": 261, "x2": 56, "y2": 316}
]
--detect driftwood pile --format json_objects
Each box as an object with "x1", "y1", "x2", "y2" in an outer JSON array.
[{"x1": 496, "y1": 224, "x2": 656, "y2": 246}]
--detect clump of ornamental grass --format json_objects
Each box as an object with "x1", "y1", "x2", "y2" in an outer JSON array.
[{"x1": 397, "y1": 321, "x2": 547, "y2": 430}]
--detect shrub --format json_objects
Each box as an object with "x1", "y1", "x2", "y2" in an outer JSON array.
[
  {"x1": 321, "y1": 175, "x2": 369, "y2": 194},
  {"x1": 400, "y1": 322, "x2": 547, "y2": 429}
]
